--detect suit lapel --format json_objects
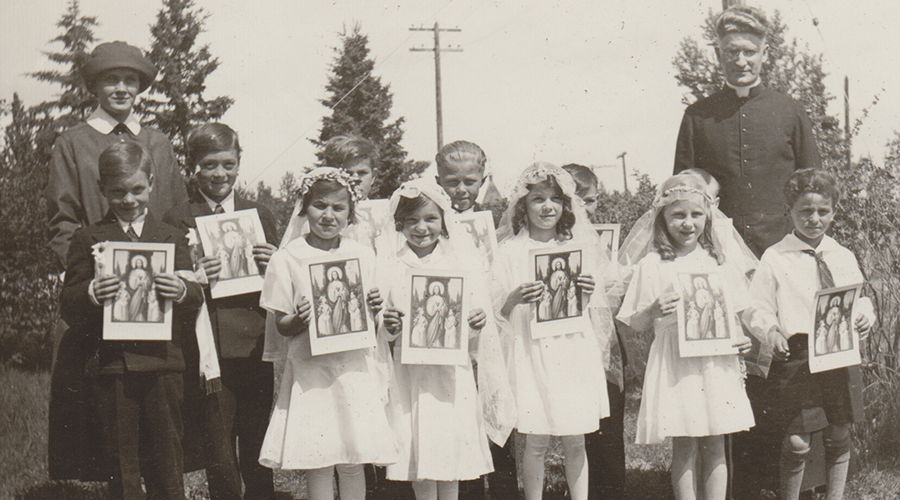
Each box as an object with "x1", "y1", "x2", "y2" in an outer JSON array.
[
  {"x1": 92, "y1": 213, "x2": 127, "y2": 243},
  {"x1": 140, "y1": 212, "x2": 171, "y2": 243}
]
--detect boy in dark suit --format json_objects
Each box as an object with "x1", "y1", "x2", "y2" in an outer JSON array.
[
  {"x1": 164, "y1": 123, "x2": 279, "y2": 500},
  {"x1": 61, "y1": 142, "x2": 203, "y2": 500}
]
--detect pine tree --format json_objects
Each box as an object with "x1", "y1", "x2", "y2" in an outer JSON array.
[
  {"x1": 314, "y1": 23, "x2": 408, "y2": 199},
  {"x1": 29, "y1": 0, "x2": 99, "y2": 130},
  {"x1": 137, "y1": 0, "x2": 233, "y2": 171},
  {"x1": 673, "y1": 10, "x2": 845, "y2": 169}
]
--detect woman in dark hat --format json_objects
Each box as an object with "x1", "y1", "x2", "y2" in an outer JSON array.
[{"x1": 46, "y1": 41, "x2": 189, "y2": 483}]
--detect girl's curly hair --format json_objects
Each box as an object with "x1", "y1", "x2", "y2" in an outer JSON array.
[{"x1": 511, "y1": 177, "x2": 576, "y2": 240}]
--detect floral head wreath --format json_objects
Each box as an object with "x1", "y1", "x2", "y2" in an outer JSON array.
[
  {"x1": 507, "y1": 162, "x2": 578, "y2": 204},
  {"x1": 297, "y1": 166, "x2": 362, "y2": 203},
  {"x1": 652, "y1": 172, "x2": 712, "y2": 211},
  {"x1": 388, "y1": 177, "x2": 453, "y2": 217}
]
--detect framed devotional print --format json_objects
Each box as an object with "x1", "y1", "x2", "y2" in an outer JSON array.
[
  {"x1": 401, "y1": 269, "x2": 470, "y2": 366},
  {"x1": 195, "y1": 208, "x2": 267, "y2": 299},
  {"x1": 101, "y1": 241, "x2": 175, "y2": 341},
  {"x1": 529, "y1": 244, "x2": 590, "y2": 340},
  {"x1": 592, "y1": 223, "x2": 621, "y2": 264},
  {"x1": 299, "y1": 251, "x2": 377, "y2": 356},
  {"x1": 674, "y1": 266, "x2": 739, "y2": 357},
  {"x1": 455, "y1": 210, "x2": 499, "y2": 264},
  {"x1": 809, "y1": 283, "x2": 863, "y2": 373}
]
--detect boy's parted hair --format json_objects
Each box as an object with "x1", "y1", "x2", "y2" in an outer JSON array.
[
  {"x1": 323, "y1": 135, "x2": 379, "y2": 171},
  {"x1": 392, "y1": 194, "x2": 449, "y2": 237},
  {"x1": 98, "y1": 142, "x2": 153, "y2": 186},
  {"x1": 784, "y1": 168, "x2": 840, "y2": 207},
  {"x1": 715, "y1": 5, "x2": 769, "y2": 41},
  {"x1": 511, "y1": 177, "x2": 576, "y2": 240},
  {"x1": 561, "y1": 163, "x2": 598, "y2": 199},
  {"x1": 435, "y1": 140, "x2": 487, "y2": 175},
  {"x1": 187, "y1": 123, "x2": 241, "y2": 172},
  {"x1": 298, "y1": 179, "x2": 357, "y2": 225}
]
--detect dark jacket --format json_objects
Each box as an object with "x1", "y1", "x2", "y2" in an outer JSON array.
[
  {"x1": 60, "y1": 211, "x2": 203, "y2": 374},
  {"x1": 673, "y1": 85, "x2": 821, "y2": 256},
  {"x1": 163, "y1": 195, "x2": 280, "y2": 359}
]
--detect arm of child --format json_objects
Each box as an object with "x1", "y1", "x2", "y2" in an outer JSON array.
[
  {"x1": 500, "y1": 281, "x2": 544, "y2": 317},
  {"x1": 576, "y1": 274, "x2": 596, "y2": 295},
  {"x1": 382, "y1": 308, "x2": 404, "y2": 339},
  {"x1": 171, "y1": 230, "x2": 203, "y2": 309},
  {"x1": 629, "y1": 292, "x2": 680, "y2": 333},
  {"x1": 740, "y1": 258, "x2": 791, "y2": 358},
  {"x1": 274, "y1": 298, "x2": 311, "y2": 337},
  {"x1": 366, "y1": 288, "x2": 384, "y2": 317}
]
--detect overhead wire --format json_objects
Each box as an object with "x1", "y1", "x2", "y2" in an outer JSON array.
[{"x1": 247, "y1": 0, "x2": 457, "y2": 185}]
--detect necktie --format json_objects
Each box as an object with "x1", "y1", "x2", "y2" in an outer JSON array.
[
  {"x1": 126, "y1": 224, "x2": 139, "y2": 242},
  {"x1": 802, "y1": 249, "x2": 835, "y2": 289},
  {"x1": 214, "y1": 204, "x2": 225, "y2": 214},
  {"x1": 111, "y1": 123, "x2": 131, "y2": 136}
]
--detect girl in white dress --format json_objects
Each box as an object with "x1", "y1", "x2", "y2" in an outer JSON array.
[
  {"x1": 492, "y1": 162, "x2": 614, "y2": 500},
  {"x1": 257, "y1": 167, "x2": 399, "y2": 500},
  {"x1": 616, "y1": 172, "x2": 755, "y2": 500},
  {"x1": 378, "y1": 178, "x2": 504, "y2": 500}
]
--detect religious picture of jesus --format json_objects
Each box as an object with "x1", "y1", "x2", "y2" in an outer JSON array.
[{"x1": 196, "y1": 208, "x2": 267, "y2": 298}]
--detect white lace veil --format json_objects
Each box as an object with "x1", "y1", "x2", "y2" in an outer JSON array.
[{"x1": 617, "y1": 170, "x2": 759, "y2": 286}]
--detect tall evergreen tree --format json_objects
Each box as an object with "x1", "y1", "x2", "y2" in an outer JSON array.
[
  {"x1": 313, "y1": 23, "x2": 408, "y2": 199},
  {"x1": 29, "y1": 0, "x2": 99, "y2": 130},
  {"x1": 137, "y1": 0, "x2": 233, "y2": 171},
  {"x1": 673, "y1": 10, "x2": 845, "y2": 169}
]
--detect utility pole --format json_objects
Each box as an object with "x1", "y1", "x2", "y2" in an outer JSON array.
[
  {"x1": 845, "y1": 76, "x2": 851, "y2": 169},
  {"x1": 617, "y1": 152, "x2": 628, "y2": 193},
  {"x1": 410, "y1": 22, "x2": 461, "y2": 151},
  {"x1": 722, "y1": 0, "x2": 745, "y2": 9}
]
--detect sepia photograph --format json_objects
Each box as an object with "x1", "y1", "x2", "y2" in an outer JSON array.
[
  {"x1": 3, "y1": 0, "x2": 899, "y2": 497},
  {"x1": 195, "y1": 208, "x2": 266, "y2": 298},
  {"x1": 809, "y1": 284, "x2": 863, "y2": 374},
  {"x1": 401, "y1": 269, "x2": 469, "y2": 366},
  {"x1": 102, "y1": 241, "x2": 174, "y2": 341}
]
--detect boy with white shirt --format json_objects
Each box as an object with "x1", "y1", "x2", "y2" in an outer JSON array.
[{"x1": 742, "y1": 169, "x2": 874, "y2": 500}]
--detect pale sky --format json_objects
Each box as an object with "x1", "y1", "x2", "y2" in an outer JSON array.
[{"x1": 2, "y1": 0, "x2": 898, "y2": 195}]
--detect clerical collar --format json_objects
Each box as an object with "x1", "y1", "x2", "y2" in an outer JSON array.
[
  {"x1": 87, "y1": 107, "x2": 142, "y2": 135},
  {"x1": 201, "y1": 190, "x2": 235, "y2": 213},
  {"x1": 725, "y1": 78, "x2": 761, "y2": 98}
]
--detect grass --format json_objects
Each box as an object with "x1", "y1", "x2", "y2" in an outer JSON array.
[{"x1": 3, "y1": 365, "x2": 899, "y2": 500}]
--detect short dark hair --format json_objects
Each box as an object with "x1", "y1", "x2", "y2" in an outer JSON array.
[
  {"x1": 784, "y1": 168, "x2": 839, "y2": 208},
  {"x1": 511, "y1": 177, "x2": 576, "y2": 240},
  {"x1": 561, "y1": 164, "x2": 598, "y2": 199},
  {"x1": 715, "y1": 6, "x2": 768, "y2": 40},
  {"x1": 393, "y1": 194, "x2": 449, "y2": 237},
  {"x1": 186, "y1": 123, "x2": 241, "y2": 173},
  {"x1": 298, "y1": 179, "x2": 357, "y2": 224},
  {"x1": 323, "y1": 135, "x2": 378, "y2": 171},
  {"x1": 98, "y1": 142, "x2": 153, "y2": 187}
]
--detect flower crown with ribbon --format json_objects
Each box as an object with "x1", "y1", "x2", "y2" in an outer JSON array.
[{"x1": 297, "y1": 166, "x2": 363, "y2": 203}]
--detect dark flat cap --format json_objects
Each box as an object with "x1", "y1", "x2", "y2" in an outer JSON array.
[{"x1": 82, "y1": 41, "x2": 157, "y2": 93}]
